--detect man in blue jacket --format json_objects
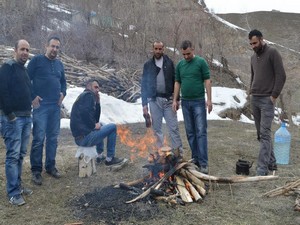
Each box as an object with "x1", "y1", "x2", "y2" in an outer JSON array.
[
  {"x1": 70, "y1": 79, "x2": 126, "y2": 166},
  {"x1": 0, "y1": 39, "x2": 33, "y2": 205},
  {"x1": 28, "y1": 37, "x2": 67, "y2": 185},
  {"x1": 141, "y1": 41, "x2": 183, "y2": 154}
]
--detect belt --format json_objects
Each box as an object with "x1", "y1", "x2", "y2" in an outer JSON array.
[{"x1": 156, "y1": 93, "x2": 171, "y2": 98}]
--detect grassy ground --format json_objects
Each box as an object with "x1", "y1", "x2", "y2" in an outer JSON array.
[{"x1": 0, "y1": 120, "x2": 300, "y2": 225}]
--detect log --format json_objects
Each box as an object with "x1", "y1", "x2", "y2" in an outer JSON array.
[
  {"x1": 126, "y1": 160, "x2": 191, "y2": 203},
  {"x1": 188, "y1": 169, "x2": 279, "y2": 183},
  {"x1": 155, "y1": 195, "x2": 179, "y2": 205},
  {"x1": 179, "y1": 169, "x2": 206, "y2": 196},
  {"x1": 175, "y1": 175, "x2": 193, "y2": 203},
  {"x1": 78, "y1": 154, "x2": 96, "y2": 178},
  {"x1": 183, "y1": 178, "x2": 202, "y2": 202}
]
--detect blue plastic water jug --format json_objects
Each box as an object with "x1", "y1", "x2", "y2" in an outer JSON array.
[{"x1": 274, "y1": 122, "x2": 291, "y2": 165}]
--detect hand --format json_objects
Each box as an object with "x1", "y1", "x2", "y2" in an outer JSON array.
[
  {"x1": 95, "y1": 122, "x2": 101, "y2": 130},
  {"x1": 32, "y1": 96, "x2": 42, "y2": 109},
  {"x1": 206, "y1": 100, "x2": 213, "y2": 114},
  {"x1": 143, "y1": 106, "x2": 148, "y2": 115},
  {"x1": 58, "y1": 92, "x2": 64, "y2": 106},
  {"x1": 172, "y1": 101, "x2": 179, "y2": 112},
  {"x1": 270, "y1": 96, "x2": 276, "y2": 105}
]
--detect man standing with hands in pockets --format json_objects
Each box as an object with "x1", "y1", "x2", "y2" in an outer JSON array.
[{"x1": 28, "y1": 36, "x2": 67, "y2": 185}]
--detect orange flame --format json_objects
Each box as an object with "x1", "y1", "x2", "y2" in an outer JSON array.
[{"x1": 117, "y1": 125, "x2": 160, "y2": 161}]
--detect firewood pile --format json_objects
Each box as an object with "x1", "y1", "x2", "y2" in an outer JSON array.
[
  {"x1": 263, "y1": 178, "x2": 300, "y2": 211},
  {"x1": 115, "y1": 148, "x2": 278, "y2": 205},
  {"x1": 0, "y1": 45, "x2": 141, "y2": 102}
]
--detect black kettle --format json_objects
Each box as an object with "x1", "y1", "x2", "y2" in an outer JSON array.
[{"x1": 236, "y1": 159, "x2": 253, "y2": 175}]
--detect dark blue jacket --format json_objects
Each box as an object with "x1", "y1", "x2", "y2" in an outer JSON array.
[
  {"x1": 28, "y1": 54, "x2": 67, "y2": 104},
  {"x1": 0, "y1": 60, "x2": 32, "y2": 120},
  {"x1": 70, "y1": 89, "x2": 101, "y2": 138},
  {"x1": 141, "y1": 55, "x2": 175, "y2": 107}
]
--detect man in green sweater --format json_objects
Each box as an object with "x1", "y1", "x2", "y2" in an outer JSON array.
[
  {"x1": 173, "y1": 40, "x2": 212, "y2": 174},
  {"x1": 248, "y1": 29, "x2": 286, "y2": 176}
]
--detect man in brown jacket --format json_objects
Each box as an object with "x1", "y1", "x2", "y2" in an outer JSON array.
[{"x1": 248, "y1": 29, "x2": 286, "y2": 176}]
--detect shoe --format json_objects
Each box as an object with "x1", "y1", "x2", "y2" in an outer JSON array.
[
  {"x1": 46, "y1": 168, "x2": 61, "y2": 178},
  {"x1": 256, "y1": 170, "x2": 268, "y2": 176},
  {"x1": 199, "y1": 166, "x2": 208, "y2": 174},
  {"x1": 268, "y1": 163, "x2": 278, "y2": 171},
  {"x1": 105, "y1": 157, "x2": 124, "y2": 166},
  {"x1": 32, "y1": 172, "x2": 42, "y2": 185},
  {"x1": 9, "y1": 194, "x2": 26, "y2": 206},
  {"x1": 21, "y1": 187, "x2": 33, "y2": 195},
  {"x1": 96, "y1": 155, "x2": 106, "y2": 163}
]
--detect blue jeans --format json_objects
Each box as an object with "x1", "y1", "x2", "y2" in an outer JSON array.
[
  {"x1": 75, "y1": 123, "x2": 117, "y2": 158},
  {"x1": 251, "y1": 96, "x2": 276, "y2": 173},
  {"x1": 1, "y1": 116, "x2": 31, "y2": 198},
  {"x1": 181, "y1": 99, "x2": 208, "y2": 167},
  {"x1": 30, "y1": 104, "x2": 61, "y2": 173}
]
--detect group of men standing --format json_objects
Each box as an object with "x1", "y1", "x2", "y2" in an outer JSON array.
[
  {"x1": 141, "y1": 29, "x2": 286, "y2": 179},
  {"x1": 0, "y1": 37, "x2": 66, "y2": 206},
  {"x1": 0, "y1": 28, "x2": 286, "y2": 206},
  {"x1": 141, "y1": 40, "x2": 212, "y2": 174}
]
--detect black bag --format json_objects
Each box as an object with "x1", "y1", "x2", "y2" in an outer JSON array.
[{"x1": 236, "y1": 159, "x2": 253, "y2": 175}]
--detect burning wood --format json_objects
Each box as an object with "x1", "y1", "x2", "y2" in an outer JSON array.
[{"x1": 114, "y1": 146, "x2": 279, "y2": 205}]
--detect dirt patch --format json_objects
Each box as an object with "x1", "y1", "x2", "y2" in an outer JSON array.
[{"x1": 0, "y1": 121, "x2": 300, "y2": 225}]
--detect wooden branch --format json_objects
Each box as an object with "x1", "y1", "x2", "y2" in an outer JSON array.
[
  {"x1": 263, "y1": 179, "x2": 300, "y2": 197},
  {"x1": 126, "y1": 160, "x2": 191, "y2": 204},
  {"x1": 175, "y1": 175, "x2": 193, "y2": 203},
  {"x1": 188, "y1": 169, "x2": 279, "y2": 183},
  {"x1": 183, "y1": 178, "x2": 202, "y2": 202}
]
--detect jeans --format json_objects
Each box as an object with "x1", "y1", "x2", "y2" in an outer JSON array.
[
  {"x1": 181, "y1": 99, "x2": 208, "y2": 167},
  {"x1": 251, "y1": 96, "x2": 276, "y2": 173},
  {"x1": 75, "y1": 123, "x2": 117, "y2": 158},
  {"x1": 30, "y1": 104, "x2": 61, "y2": 173},
  {"x1": 149, "y1": 97, "x2": 182, "y2": 149},
  {"x1": 1, "y1": 115, "x2": 32, "y2": 198}
]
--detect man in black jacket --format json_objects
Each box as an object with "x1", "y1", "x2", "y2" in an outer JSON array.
[
  {"x1": 70, "y1": 79, "x2": 126, "y2": 166},
  {"x1": 141, "y1": 41, "x2": 183, "y2": 153},
  {"x1": 0, "y1": 39, "x2": 33, "y2": 206}
]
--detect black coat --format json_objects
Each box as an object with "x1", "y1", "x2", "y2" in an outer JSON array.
[
  {"x1": 0, "y1": 60, "x2": 32, "y2": 119},
  {"x1": 70, "y1": 89, "x2": 100, "y2": 138},
  {"x1": 141, "y1": 55, "x2": 175, "y2": 107}
]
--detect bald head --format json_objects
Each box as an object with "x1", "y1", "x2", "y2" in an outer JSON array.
[{"x1": 14, "y1": 39, "x2": 30, "y2": 65}]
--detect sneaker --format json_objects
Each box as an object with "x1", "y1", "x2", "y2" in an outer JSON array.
[
  {"x1": 96, "y1": 155, "x2": 106, "y2": 163},
  {"x1": 200, "y1": 166, "x2": 208, "y2": 174},
  {"x1": 21, "y1": 187, "x2": 33, "y2": 195},
  {"x1": 105, "y1": 157, "x2": 124, "y2": 166},
  {"x1": 256, "y1": 170, "x2": 268, "y2": 176},
  {"x1": 268, "y1": 163, "x2": 278, "y2": 171},
  {"x1": 46, "y1": 168, "x2": 61, "y2": 178},
  {"x1": 32, "y1": 172, "x2": 42, "y2": 185},
  {"x1": 9, "y1": 194, "x2": 26, "y2": 206}
]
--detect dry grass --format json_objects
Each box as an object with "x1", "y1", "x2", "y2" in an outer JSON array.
[{"x1": 0, "y1": 120, "x2": 300, "y2": 225}]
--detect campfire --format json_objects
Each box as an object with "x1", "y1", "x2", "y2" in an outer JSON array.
[{"x1": 116, "y1": 126, "x2": 279, "y2": 205}]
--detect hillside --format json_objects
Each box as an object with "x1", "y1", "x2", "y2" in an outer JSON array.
[{"x1": 0, "y1": 0, "x2": 299, "y2": 121}]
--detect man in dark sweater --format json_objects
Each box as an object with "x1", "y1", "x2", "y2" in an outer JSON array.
[
  {"x1": 248, "y1": 29, "x2": 286, "y2": 176},
  {"x1": 70, "y1": 79, "x2": 126, "y2": 166},
  {"x1": 0, "y1": 40, "x2": 33, "y2": 206},
  {"x1": 28, "y1": 37, "x2": 67, "y2": 185}
]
